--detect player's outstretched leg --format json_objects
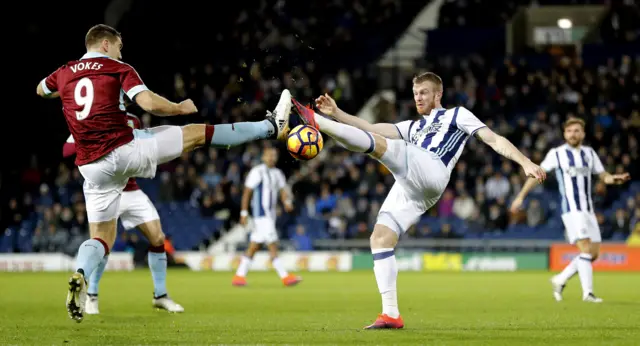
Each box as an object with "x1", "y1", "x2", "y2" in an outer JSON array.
[
  {"x1": 291, "y1": 99, "x2": 374, "y2": 154},
  {"x1": 364, "y1": 224, "x2": 404, "y2": 329},
  {"x1": 68, "y1": 235, "x2": 110, "y2": 322},
  {"x1": 85, "y1": 255, "x2": 109, "y2": 314},
  {"x1": 145, "y1": 90, "x2": 292, "y2": 172}
]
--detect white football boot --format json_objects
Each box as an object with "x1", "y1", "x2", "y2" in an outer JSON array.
[
  {"x1": 85, "y1": 295, "x2": 100, "y2": 315},
  {"x1": 583, "y1": 293, "x2": 603, "y2": 303},
  {"x1": 66, "y1": 272, "x2": 88, "y2": 322},
  {"x1": 153, "y1": 296, "x2": 185, "y2": 313},
  {"x1": 550, "y1": 276, "x2": 565, "y2": 302},
  {"x1": 266, "y1": 89, "x2": 292, "y2": 140}
]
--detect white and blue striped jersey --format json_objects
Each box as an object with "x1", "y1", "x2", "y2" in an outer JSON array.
[
  {"x1": 395, "y1": 106, "x2": 487, "y2": 172},
  {"x1": 244, "y1": 163, "x2": 287, "y2": 219},
  {"x1": 540, "y1": 144, "x2": 605, "y2": 214}
]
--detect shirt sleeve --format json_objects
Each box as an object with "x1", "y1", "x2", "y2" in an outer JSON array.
[
  {"x1": 40, "y1": 66, "x2": 63, "y2": 96},
  {"x1": 244, "y1": 167, "x2": 262, "y2": 189},
  {"x1": 540, "y1": 148, "x2": 558, "y2": 172},
  {"x1": 394, "y1": 120, "x2": 414, "y2": 142},
  {"x1": 590, "y1": 148, "x2": 605, "y2": 175},
  {"x1": 455, "y1": 106, "x2": 487, "y2": 136},
  {"x1": 120, "y1": 64, "x2": 149, "y2": 100}
]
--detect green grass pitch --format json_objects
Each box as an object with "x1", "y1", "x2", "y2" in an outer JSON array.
[{"x1": 0, "y1": 270, "x2": 639, "y2": 345}]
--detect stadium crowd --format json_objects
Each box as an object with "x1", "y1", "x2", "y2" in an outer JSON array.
[{"x1": 2, "y1": 0, "x2": 639, "y2": 254}]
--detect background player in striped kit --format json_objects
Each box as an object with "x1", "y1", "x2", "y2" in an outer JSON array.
[
  {"x1": 511, "y1": 117, "x2": 630, "y2": 303},
  {"x1": 232, "y1": 147, "x2": 302, "y2": 287}
]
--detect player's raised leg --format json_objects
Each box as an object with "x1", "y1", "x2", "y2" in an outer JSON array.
[
  {"x1": 137, "y1": 219, "x2": 185, "y2": 312},
  {"x1": 147, "y1": 90, "x2": 293, "y2": 170}
]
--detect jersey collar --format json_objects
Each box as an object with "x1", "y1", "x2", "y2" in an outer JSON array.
[{"x1": 80, "y1": 52, "x2": 111, "y2": 60}]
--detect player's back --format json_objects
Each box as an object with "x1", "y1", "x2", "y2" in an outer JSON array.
[{"x1": 43, "y1": 52, "x2": 147, "y2": 166}]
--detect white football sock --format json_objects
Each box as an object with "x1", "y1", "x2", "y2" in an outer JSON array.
[
  {"x1": 235, "y1": 256, "x2": 252, "y2": 277},
  {"x1": 372, "y1": 248, "x2": 399, "y2": 318},
  {"x1": 555, "y1": 257, "x2": 579, "y2": 284},
  {"x1": 314, "y1": 113, "x2": 375, "y2": 153},
  {"x1": 577, "y1": 253, "x2": 594, "y2": 296},
  {"x1": 271, "y1": 257, "x2": 289, "y2": 279}
]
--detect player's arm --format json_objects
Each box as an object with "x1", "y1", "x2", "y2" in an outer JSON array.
[
  {"x1": 36, "y1": 68, "x2": 61, "y2": 99},
  {"x1": 599, "y1": 172, "x2": 631, "y2": 185},
  {"x1": 510, "y1": 148, "x2": 557, "y2": 212},
  {"x1": 240, "y1": 168, "x2": 261, "y2": 225},
  {"x1": 134, "y1": 90, "x2": 197, "y2": 116},
  {"x1": 240, "y1": 187, "x2": 253, "y2": 226},
  {"x1": 276, "y1": 170, "x2": 293, "y2": 212},
  {"x1": 475, "y1": 127, "x2": 546, "y2": 183},
  {"x1": 120, "y1": 64, "x2": 197, "y2": 116},
  {"x1": 315, "y1": 93, "x2": 401, "y2": 139},
  {"x1": 588, "y1": 147, "x2": 631, "y2": 185},
  {"x1": 36, "y1": 83, "x2": 59, "y2": 99}
]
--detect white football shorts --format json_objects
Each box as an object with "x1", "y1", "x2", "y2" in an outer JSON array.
[
  {"x1": 117, "y1": 189, "x2": 160, "y2": 230},
  {"x1": 376, "y1": 139, "x2": 450, "y2": 236},
  {"x1": 250, "y1": 216, "x2": 279, "y2": 244},
  {"x1": 78, "y1": 126, "x2": 183, "y2": 223},
  {"x1": 561, "y1": 211, "x2": 601, "y2": 244}
]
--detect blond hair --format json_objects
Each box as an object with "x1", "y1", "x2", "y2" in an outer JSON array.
[{"x1": 412, "y1": 72, "x2": 443, "y2": 91}]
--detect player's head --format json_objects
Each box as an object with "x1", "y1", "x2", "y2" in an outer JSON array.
[
  {"x1": 85, "y1": 24, "x2": 123, "y2": 60},
  {"x1": 412, "y1": 72, "x2": 443, "y2": 115},
  {"x1": 262, "y1": 147, "x2": 279, "y2": 167},
  {"x1": 563, "y1": 117, "x2": 586, "y2": 147}
]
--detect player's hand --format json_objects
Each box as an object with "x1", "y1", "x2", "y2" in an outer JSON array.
[
  {"x1": 315, "y1": 93, "x2": 338, "y2": 117},
  {"x1": 522, "y1": 160, "x2": 546, "y2": 184},
  {"x1": 178, "y1": 99, "x2": 198, "y2": 115},
  {"x1": 284, "y1": 202, "x2": 294, "y2": 213},
  {"x1": 607, "y1": 172, "x2": 631, "y2": 185},
  {"x1": 509, "y1": 196, "x2": 524, "y2": 213},
  {"x1": 240, "y1": 215, "x2": 248, "y2": 226}
]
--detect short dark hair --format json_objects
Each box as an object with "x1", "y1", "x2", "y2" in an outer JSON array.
[
  {"x1": 412, "y1": 72, "x2": 443, "y2": 91},
  {"x1": 85, "y1": 24, "x2": 121, "y2": 48}
]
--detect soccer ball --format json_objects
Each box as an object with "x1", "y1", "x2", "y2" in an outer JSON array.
[{"x1": 286, "y1": 125, "x2": 324, "y2": 160}]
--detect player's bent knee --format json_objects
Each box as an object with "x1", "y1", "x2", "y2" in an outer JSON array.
[
  {"x1": 181, "y1": 124, "x2": 205, "y2": 152},
  {"x1": 370, "y1": 224, "x2": 398, "y2": 249},
  {"x1": 137, "y1": 220, "x2": 165, "y2": 246}
]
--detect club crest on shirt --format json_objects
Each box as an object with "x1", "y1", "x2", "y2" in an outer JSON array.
[
  {"x1": 127, "y1": 120, "x2": 135, "y2": 129},
  {"x1": 411, "y1": 121, "x2": 442, "y2": 144},
  {"x1": 567, "y1": 166, "x2": 590, "y2": 177}
]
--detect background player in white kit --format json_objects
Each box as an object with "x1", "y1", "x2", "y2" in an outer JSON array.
[
  {"x1": 232, "y1": 147, "x2": 302, "y2": 287},
  {"x1": 63, "y1": 113, "x2": 184, "y2": 314},
  {"x1": 292, "y1": 72, "x2": 546, "y2": 329},
  {"x1": 511, "y1": 117, "x2": 630, "y2": 303}
]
